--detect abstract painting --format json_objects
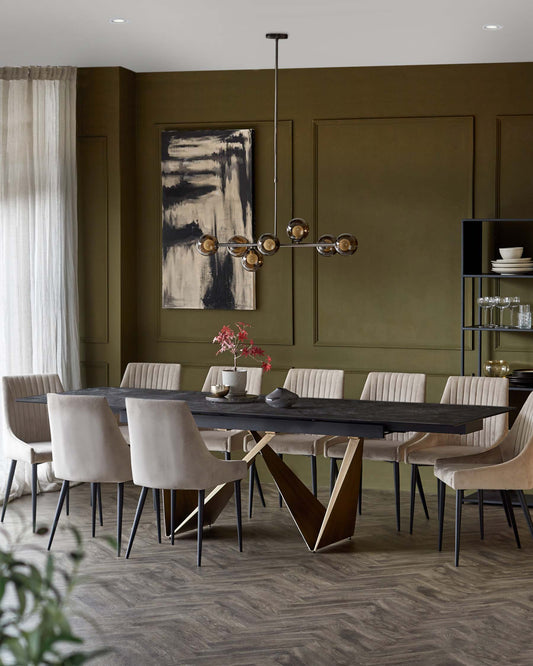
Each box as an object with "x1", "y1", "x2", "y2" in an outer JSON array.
[{"x1": 161, "y1": 128, "x2": 254, "y2": 309}]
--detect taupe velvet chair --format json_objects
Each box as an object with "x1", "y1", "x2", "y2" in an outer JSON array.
[
  {"x1": 403, "y1": 375, "x2": 509, "y2": 534},
  {"x1": 244, "y1": 368, "x2": 344, "y2": 514},
  {"x1": 324, "y1": 371, "x2": 426, "y2": 531},
  {"x1": 46, "y1": 394, "x2": 132, "y2": 556},
  {"x1": 200, "y1": 366, "x2": 263, "y2": 459},
  {"x1": 1, "y1": 374, "x2": 64, "y2": 532},
  {"x1": 125, "y1": 398, "x2": 247, "y2": 566},
  {"x1": 120, "y1": 362, "x2": 182, "y2": 391},
  {"x1": 434, "y1": 388, "x2": 533, "y2": 566}
]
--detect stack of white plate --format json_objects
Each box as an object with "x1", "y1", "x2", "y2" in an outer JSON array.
[{"x1": 491, "y1": 257, "x2": 533, "y2": 274}]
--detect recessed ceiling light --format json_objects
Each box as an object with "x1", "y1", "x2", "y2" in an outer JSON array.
[
  {"x1": 483, "y1": 24, "x2": 503, "y2": 31},
  {"x1": 110, "y1": 18, "x2": 128, "y2": 24}
]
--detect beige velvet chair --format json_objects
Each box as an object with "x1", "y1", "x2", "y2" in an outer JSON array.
[
  {"x1": 125, "y1": 398, "x2": 247, "y2": 566},
  {"x1": 1, "y1": 374, "x2": 64, "y2": 532},
  {"x1": 120, "y1": 362, "x2": 182, "y2": 390},
  {"x1": 403, "y1": 376, "x2": 508, "y2": 534},
  {"x1": 434, "y1": 388, "x2": 533, "y2": 566},
  {"x1": 244, "y1": 368, "x2": 344, "y2": 515},
  {"x1": 200, "y1": 366, "x2": 263, "y2": 459},
  {"x1": 46, "y1": 394, "x2": 132, "y2": 556},
  {"x1": 324, "y1": 371, "x2": 426, "y2": 531}
]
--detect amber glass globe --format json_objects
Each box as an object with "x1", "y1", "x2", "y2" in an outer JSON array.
[
  {"x1": 257, "y1": 233, "x2": 280, "y2": 256},
  {"x1": 227, "y1": 235, "x2": 249, "y2": 257},
  {"x1": 335, "y1": 234, "x2": 358, "y2": 255},
  {"x1": 196, "y1": 234, "x2": 219, "y2": 256},
  {"x1": 316, "y1": 235, "x2": 336, "y2": 257},
  {"x1": 286, "y1": 218, "x2": 309, "y2": 243},
  {"x1": 242, "y1": 249, "x2": 264, "y2": 272}
]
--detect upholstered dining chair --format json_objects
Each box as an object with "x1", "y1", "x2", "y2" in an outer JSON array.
[
  {"x1": 46, "y1": 394, "x2": 132, "y2": 556},
  {"x1": 403, "y1": 375, "x2": 508, "y2": 534},
  {"x1": 125, "y1": 398, "x2": 247, "y2": 566},
  {"x1": 324, "y1": 371, "x2": 426, "y2": 531},
  {"x1": 1, "y1": 374, "x2": 64, "y2": 532},
  {"x1": 120, "y1": 362, "x2": 182, "y2": 391},
  {"x1": 434, "y1": 388, "x2": 533, "y2": 566},
  {"x1": 200, "y1": 365, "x2": 263, "y2": 459},
  {"x1": 244, "y1": 368, "x2": 344, "y2": 515}
]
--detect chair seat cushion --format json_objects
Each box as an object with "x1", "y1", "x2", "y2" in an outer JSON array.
[
  {"x1": 258, "y1": 433, "x2": 330, "y2": 456},
  {"x1": 200, "y1": 429, "x2": 245, "y2": 453},
  {"x1": 119, "y1": 425, "x2": 130, "y2": 444},
  {"x1": 408, "y1": 445, "x2": 485, "y2": 466},
  {"x1": 24, "y1": 441, "x2": 53, "y2": 464},
  {"x1": 326, "y1": 437, "x2": 404, "y2": 463}
]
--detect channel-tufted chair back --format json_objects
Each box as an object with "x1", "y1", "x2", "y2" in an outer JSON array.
[
  {"x1": 283, "y1": 368, "x2": 344, "y2": 399},
  {"x1": 120, "y1": 363, "x2": 181, "y2": 391}
]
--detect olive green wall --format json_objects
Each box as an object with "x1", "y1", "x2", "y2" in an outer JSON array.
[{"x1": 78, "y1": 62, "x2": 533, "y2": 489}]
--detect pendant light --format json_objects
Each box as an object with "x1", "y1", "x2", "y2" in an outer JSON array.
[{"x1": 196, "y1": 33, "x2": 358, "y2": 272}]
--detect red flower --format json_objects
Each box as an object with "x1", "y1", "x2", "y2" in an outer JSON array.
[{"x1": 212, "y1": 323, "x2": 271, "y2": 372}]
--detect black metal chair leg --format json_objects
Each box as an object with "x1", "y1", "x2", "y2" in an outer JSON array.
[
  {"x1": 224, "y1": 452, "x2": 231, "y2": 461},
  {"x1": 154, "y1": 489, "x2": 161, "y2": 543},
  {"x1": 278, "y1": 453, "x2": 283, "y2": 507},
  {"x1": 455, "y1": 489, "x2": 464, "y2": 567},
  {"x1": 254, "y1": 464, "x2": 266, "y2": 507},
  {"x1": 500, "y1": 490, "x2": 512, "y2": 527},
  {"x1": 117, "y1": 482, "x2": 124, "y2": 557},
  {"x1": 1, "y1": 460, "x2": 17, "y2": 522},
  {"x1": 358, "y1": 462, "x2": 362, "y2": 515},
  {"x1": 393, "y1": 461, "x2": 401, "y2": 531},
  {"x1": 197, "y1": 489, "x2": 205, "y2": 566},
  {"x1": 125, "y1": 486, "x2": 148, "y2": 559},
  {"x1": 66, "y1": 483, "x2": 70, "y2": 516},
  {"x1": 248, "y1": 463, "x2": 255, "y2": 518},
  {"x1": 170, "y1": 489, "x2": 176, "y2": 546},
  {"x1": 504, "y1": 491, "x2": 521, "y2": 549},
  {"x1": 517, "y1": 490, "x2": 533, "y2": 539},
  {"x1": 91, "y1": 483, "x2": 97, "y2": 538},
  {"x1": 416, "y1": 466, "x2": 429, "y2": 520},
  {"x1": 311, "y1": 455, "x2": 317, "y2": 498},
  {"x1": 234, "y1": 480, "x2": 243, "y2": 552},
  {"x1": 438, "y1": 479, "x2": 446, "y2": 552},
  {"x1": 47, "y1": 480, "x2": 69, "y2": 550},
  {"x1": 97, "y1": 483, "x2": 103, "y2": 526},
  {"x1": 409, "y1": 464, "x2": 417, "y2": 534},
  {"x1": 478, "y1": 489, "x2": 484, "y2": 540},
  {"x1": 31, "y1": 463, "x2": 38, "y2": 533}
]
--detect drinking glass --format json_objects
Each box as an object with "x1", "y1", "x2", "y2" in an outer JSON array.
[
  {"x1": 476, "y1": 297, "x2": 491, "y2": 327},
  {"x1": 509, "y1": 296, "x2": 521, "y2": 327},
  {"x1": 496, "y1": 296, "x2": 511, "y2": 328},
  {"x1": 486, "y1": 296, "x2": 499, "y2": 327}
]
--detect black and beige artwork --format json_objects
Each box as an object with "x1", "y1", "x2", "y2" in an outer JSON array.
[{"x1": 161, "y1": 129, "x2": 254, "y2": 309}]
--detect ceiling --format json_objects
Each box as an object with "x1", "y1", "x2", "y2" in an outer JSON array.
[{"x1": 2, "y1": 0, "x2": 532, "y2": 73}]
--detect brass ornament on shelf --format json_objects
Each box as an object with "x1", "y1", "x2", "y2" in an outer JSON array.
[{"x1": 195, "y1": 33, "x2": 358, "y2": 270}]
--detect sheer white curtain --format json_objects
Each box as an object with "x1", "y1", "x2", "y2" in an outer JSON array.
[{"x1": 0, "y1": 66, "x2": 80, "y2": 502}]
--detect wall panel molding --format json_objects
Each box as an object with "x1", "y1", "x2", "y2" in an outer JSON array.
[
  {"x1": 151, "y1": 119, "x2": 295, "y2": 347},
  {"x1": 78, "y1": 135, "x2": 109, "y2": 344},
  {"x1": 312, "y1": 115, "x2": 474, "y2": 350}
]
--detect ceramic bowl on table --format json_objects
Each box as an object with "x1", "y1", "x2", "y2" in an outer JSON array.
[{"x1": 499, "y1": 247, "x2": 523, "y2": 259}]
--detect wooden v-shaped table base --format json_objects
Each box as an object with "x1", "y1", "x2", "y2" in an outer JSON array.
[{"x1": 166, "y1": 431, "x2": 363, "y2": 552}]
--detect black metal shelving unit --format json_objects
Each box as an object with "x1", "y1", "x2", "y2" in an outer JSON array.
[{"x1": 461, "y1": 218, "x2": 533, "y2": 380}]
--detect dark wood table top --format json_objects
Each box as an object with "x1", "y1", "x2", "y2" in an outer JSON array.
[{"x1": 19, "y1": 386, "x2": 511, "y2": 439}]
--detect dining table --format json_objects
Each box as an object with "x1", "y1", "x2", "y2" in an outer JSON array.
[{"x1": 19, "y1": 387, "x2": 510, "y2": 552}]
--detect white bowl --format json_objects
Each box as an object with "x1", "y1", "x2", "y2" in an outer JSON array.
[{"x1": 499, "y1": 247, "x2": 523, "y2": 259}]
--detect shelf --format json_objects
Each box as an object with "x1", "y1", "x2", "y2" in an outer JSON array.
[
  {"x1": 463, "y1": 326, "x2": 533, "y2": 332},
  {"x1": 463, "y1": 273, "x2": 533, "y2": 278}
]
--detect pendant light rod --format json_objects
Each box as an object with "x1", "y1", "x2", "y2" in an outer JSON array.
[{"x1": 267, "y1": 33, "x2": 288, "y2": 238}]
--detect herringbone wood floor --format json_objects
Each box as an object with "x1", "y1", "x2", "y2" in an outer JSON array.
[{"x1": 3, "y1": 480, "x2": 533, "y2": 666}]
